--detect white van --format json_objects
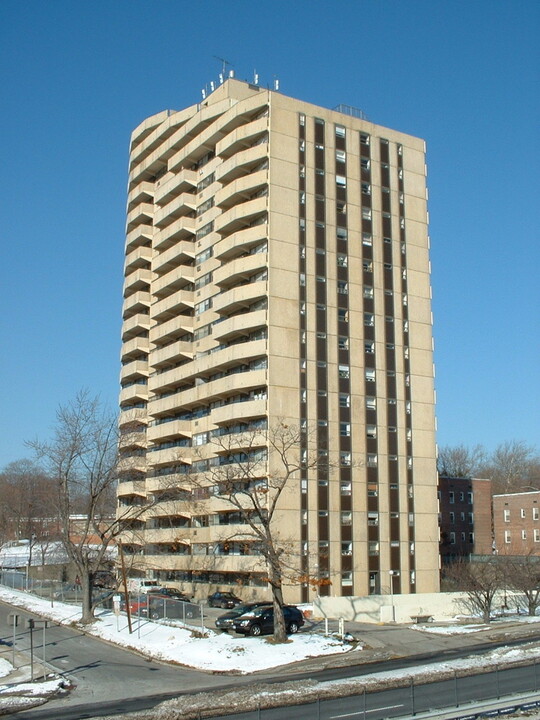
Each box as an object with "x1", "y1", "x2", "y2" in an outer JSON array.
[{"x1": 127, "y1": 578, "x2": 159, "y2": 594}]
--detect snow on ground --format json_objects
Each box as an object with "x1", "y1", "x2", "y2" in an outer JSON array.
[
  {"x1": 0, "y1": 585, "x2": 354, "y2": 673},
  {"x1": 0, "y1": 659, "x2": 11, "y2": 679}
]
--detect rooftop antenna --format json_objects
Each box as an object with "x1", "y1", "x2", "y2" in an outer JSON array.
[
  {"x1": 214, "y1": 55, "x2": 232, "y2": 79},
  {"x1": 253, "y1": 69, "x2": 259, "y2": 85},
  {"x1": 273, "y1": 77, "x2": 280, "y2": 91}
]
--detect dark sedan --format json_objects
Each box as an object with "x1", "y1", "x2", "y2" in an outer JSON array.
[
  {"x1": 208, "y1": 591, "x2": 242, "y2": 608},
  {"x1": 232, "y1": 605, "x2": 304, "y2": 636},
  {"x1": 215, "y1": 602, "x2": 272, "y2": 632}
]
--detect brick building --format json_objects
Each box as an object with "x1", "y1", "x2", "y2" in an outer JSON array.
[
  {"x1": 438, "y1": 476, "x2": 492, "y2": 561},
  {"x1": 493, "y1": 490, "x2": 540, "y2": 555}
]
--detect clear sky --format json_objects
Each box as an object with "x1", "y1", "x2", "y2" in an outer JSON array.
[{"x1": 1, "y1": 0, "x2": 538, "y2": 468}]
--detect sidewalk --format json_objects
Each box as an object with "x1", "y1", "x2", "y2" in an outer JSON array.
[{"x1": 0, "y1": 639, "x2": 48, "y2": 685}]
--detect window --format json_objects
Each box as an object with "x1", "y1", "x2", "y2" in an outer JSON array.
[
  {"x1": 337, "y1": 281, "x2": 348, "y2": 295},
  {"x1": 368, "y1": 541, "x2": 379, "y2": 556},
  {"x1": 505, "y1": 530, "x2": 511, "y2": 544},
  {"x1": 449, "y1": 512, "x2": 455, "y2": 524},
  {"x1": 365, "y1": 368, "x2": 376, "y2": 383},
  {"x1": 535, "y1": 529, "x2": 540, "y2": 542},
  {"x1": 449, "y1": 491, "x2": 455, "y2": 504},
  {"x1": 196, "y1": 221, "x2": 214, "y2": 240},
  {"x1": 340, "y1": 422, "x2": 351, "y2": 437},
  {"x1": 366, "y1": 396, "x2": 376, "y2": 410},
  {"x1": 338, "y1": 308, "x2": 349, "y2": 322},
  {"x1": 366, "y1": 425, "x2": 377, "y2": 439},
  {"x1": 340, "y1": 452, "x2": 351, "y2": 466},
  {"x1": 337, "y1": 227, "x2": 348, "y2": 240},
  {"x1": 362, "y1": 233, "x2": 372, "y2": 246},
  {"x1": 341, "y1": 511, "x2": 352, "y2": 526},
  {"x1": 336, "y1": 150, "x2": 346, "y2": 163},
  {"x1": 362, "y1": 207, "x2": 372, "y2": 220},
  {"x1": 504, "y1": 509, "x2": 510, "y2": 522},
  {"x1": 341, "y1": 542, "x2": 353, "y2": 556},
  {"x1": 534, "y1": 508, "x2": 539, "y2": 521},
  {"x1": 365, "y1": 341, "x2": 374, "y2": 353},
  {"x1": 361, "y1": 157, "x2": 370, "y2": 171},
  {"x1": 299, "y1": 114, "x2": 306, "y2": 126},
  {"x1": 360, "y1": 133, "x2": 370, "y2": 145},
  {"x1": 195, "y1": 297, "x2": 212, "y2": 315},
  {"x1": 521, "y1": 508, "x2": 526, "y2": 519},
  {"x1": 522, "y1": 530, "x2": 527, "y2": 540},
  {"x1": 362, "y1": 183, "x2": 371, "y2": 195},
  {"x1": 364, "y1": 313, "x2": 374, "y2": 327},
  {"x1": 340, "y1": 479, "x2": 352, "y2": 494},
  {"x1": 337, "y1": 254, "x2": 347, "y2": 267},
  {"x1": 339, "y1": 393, "x2": 350, "y2": 407},
  {"x1": 337, "y1": 200, "x2": 346, "y2": 214},
  {"x1": 367, "y1": 453, "x2": 377, "y2": 467},
  {"x1": 336, "y1": 175, "x2": 347, "y2": 187},
  {"x1": 449, "y1": 532, "x2": 456, "y2": 544},
  {"x1": 299, "y1": 191, "x2": 306, "y2": 204},
  {"x1": 363, "y1": 260, "x2": 373, "y2": 272},
  {"x1": 335, "y1": 125, "x2": 346, "y2": 138}
]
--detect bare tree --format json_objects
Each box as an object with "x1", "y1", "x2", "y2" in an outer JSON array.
[
  {"x1": 28, "y1": 391, "x2": 148, "y2": 623},
  {"x1": 437, "y1": 444, "x2": 487, "y2": 478},
  {"x1": 445, "y1": 558, "x2": 501, "y2": 623},
  {"x1": 0, "y1": 459, "x2": 57, "y2": 545},
  {"x1": 501, "y1": 554, "x2": 540, "y2": 616},
  {"x1": 479, "y1": 441, "x2": 540, "y2": 494},
  {"x1": 200, "y1": 421, "x2": 326, "y2": 643}
]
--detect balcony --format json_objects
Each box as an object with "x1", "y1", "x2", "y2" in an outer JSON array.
[
  {"x1": 122, "y1": 313, "x2": 151, "y2": 342},
  {"x1": 213, "y1": 252, "x2": 268, "y2": 290},
  {"x1": 149, "y1": 315, "x2": 193, "y2": 344},
  {"x1": 205, "y1": 368, "x2": 267, "y2": 402},
  {"x1": 152, "y1": 289, "x2": 194, "y2": 321},
  {"x1": 216, "y1": 117, "x2": 268, "y2": 159},
  {"x1": 120, "y1": 360, "x2": 149, "y2": 383},
  {"x1": 214, "y1": 225, "x2": 267, "y2": 261},
  {"x1": 214, "y1": 196, "x2": 267, "y2": 237},
  {"x1": 215, "y1": 170, "x2": 268, "y2": 210},
  {"x1": 126, "y1": 224, "x2": 152, "y2": 252},
  {"x1": 146, "y1": 473, "x2": 192, "y2": 494},
  {"x1": 212, "y1": 280, "x2": 267, "y2": 316},
  {"x1": 153, "y1": 241, "x2": 195, "y2": 275},
  {"x1": 211, "y1": 397, "x2": 267, "y2": 426},
  {"x1": 126, "y1": 203, "x2": 153, "y2": 232},
  {"x1": 153, "y1": 266, "x2": 194, "y2": 299},
  {"x1": 119, "y1": 407, "x2": 148, "y2": 429},
  {"x1": 121, "y1": 336, "x2": 149, "y2": 361},
  {"x1": 120, "y1": 383, "x2": 148, "y2": 406},
  {"x1": 123, "y1": 290, "x2": 151, "y2": 319},
  {"x1": 123, "y1": 268, "x2": 152, "y2": 297},
  {"x1": 147, "y1": 420, "x2": 191, "y2": 444},
  {"x1": 154, "y1": 168, "x2": 197, "y2": 205},
  {"x1": 144, "y1": 528, "x2": 191, "y2": 545},
  {"x1": 154, "y1": 192, "x2": 197, "y2": 229},
  {"x1": 125, "y1": 245, "x2": 152, "y2": 273},
  {"x1": 212, "y1": 310, "x2": 267, "y2": 344},
  {"x1": 216, "y1": 144, "x2": 269, "y2": 185},
  {"x1": 154, "y1": 216, "x2": 196, "y2": 251},
  {"x1": 127, "y1": 181, "x2": 154, "y2": 210},
  {"x1": 117, "y1": 479, "x2": 146, "y2": 498},
  {"x1": 195, "y1": 338, "x2": 267, "y2": 376},
  {"x1": 150, "y1": 339, "x2": 193, "y2": 369}
]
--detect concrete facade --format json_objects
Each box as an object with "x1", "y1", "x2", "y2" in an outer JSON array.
[{"x1": 117, "y1": 79, "x2": 439, "y2": 602}]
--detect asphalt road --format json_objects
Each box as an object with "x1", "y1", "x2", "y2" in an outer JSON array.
[{"x1": 3, "y1": 598, "x2": 540, "y2": 720}]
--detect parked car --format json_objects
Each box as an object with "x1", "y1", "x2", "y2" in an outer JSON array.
[
  {"x1": 208, "y1": 591, "x2": 242, "y2": 609},
  {"x1": 232, "y1": 605, "x2": 304, "y2": 636},
  {"x1": 148, "y1": 587, "x2": 192, "y2": 602},
  {"x1": 121, "y1": 594, "x2": 149, "y2": 615},
  {"x1": 143, "y1": 594, "x2": 196, "y2": 620},
  {"x1": 215, "y1": 602, "x2": 272, "y2": 632}
]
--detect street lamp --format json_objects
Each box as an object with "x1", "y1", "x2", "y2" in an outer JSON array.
[{"x1": 389, "y1": 570, "x2": 400, "y2": 622}]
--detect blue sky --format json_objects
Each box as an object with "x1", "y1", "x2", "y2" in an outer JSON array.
[{"x1": 1, "y1": 0, "x2": 538, "y2": 467}]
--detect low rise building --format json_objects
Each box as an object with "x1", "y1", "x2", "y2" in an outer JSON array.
[
  {"x1": 493, "y1": 490, "x2": 540, "y2": 555},
  {"x1": 438, "y1": 476, "x2": 492, "y2": 561}
]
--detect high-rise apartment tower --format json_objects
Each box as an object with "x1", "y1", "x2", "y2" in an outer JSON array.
[{"x1": 118, "y1": 79, "x2": 439, "y2": 601}]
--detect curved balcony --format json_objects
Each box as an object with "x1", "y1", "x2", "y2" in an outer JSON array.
[
  {"x1": 154, "y1": 216, "x2": 196, "y2": 251},
  {"x1": 127, "y1": 181, "x2": 154, "y2": 211},
  {"x1": 119, "y1": 427, "x2": 147, "y2": 450},
  {"x1": 122, "y1": 313, "x2": 151, "y2": 342},
  {"x1": 205, "y1": 368, "x2": 267, "y2": 402},
  {"x1": 120, "y1": 383, "x2": 148, "y2": 406},
  {"x1": 123, "y1": 290, "x2": 151, "y2": 319},
  {"x1": 152, "y1": 289, "x2": 194, "y2": 321},
  {"x1": 150, "y1": 339, "x2": 193, "y2": 369},
  {"x1": 120, "y1": 360, "x2": 149, "y2": 383},
  {"x1": 123, "y1": 268, "x2": 152, "y2": 297},
  {"x1": 150, "y1": 315, "x2": 193, "y2": 345},
  {"x1": 126, "y1": 225, "x2": 153, "y2": 253},
  {"x1": 146, "y1": 391, "x2": 188, "y2": 417},
  {"x1": 214, "y1": 224, "x2": 267, "y2": 261},
  {"x1": 216, "y1": 144, "x2": 269, "y2": 185},
  {"x1": 119, "y1": 407, "x2": 148, "y2": 430},
  {"x1": 148, "y1": 362, "x2": 192, "y2": 394},
  {"x1": 154, "y1": 192, "x2": 197, "y2": 229},
  {"x1": 212, "y1": 310, "x2": 267, "y2": 343},
  {"x1": 153, "y1": 266, "x2": 194, "y2": 299},
  {"x1": 149, "y1": 446, "x2": 191, "y2": 468},
  {"x1": 147, "y1": 419, "x2": 191, "y2": 444},
  {"x1": 117, "y1": 475, "x2": 146, "y2": 492},
  {"x1": 214, "y1": 196, "x2": 267, "y2": 237},
  {"x1": 153, "y1": 240, "x2": 195, "y2": 275},
  {"x1": 144, "y1": 528, "x2": 191, "y2": 545},
  {"x1": 125, "y1": 245, "x2": 152, "y2": 273},
  {"x1": 212, "y1": 280, "x2": 267, "y2": 316},
  {"x1": 215, "y1": 170, "x2": 268, "y2": 210},
  {"x1": 211, "y1": 397, "x2": 267, "y2": 426},
  {"x1": 122, "y1": 336, "x2": 149, "y2": 361},
  {"x1": 126, "y1": 203, "x2": 154, "y2": 232},
  {"x1": 216, "y1": 117, "x2": 268, "y2": 159},
  {"x1": 213, "y1": 252, "x2": 268, "y2": 290},
  {"x1": 146, "y1": 473, "x2": 192, "y2": 494},
  {"x1": 154, "y1": 168, "x2": 197, "y2": 205},
  {"x1": 195, "y1": 338, "x2": 267, "y2": 376}
]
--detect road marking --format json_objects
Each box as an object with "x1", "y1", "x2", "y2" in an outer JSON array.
[{"x1": 330, "y1": 705, "x2": 404, "y2": 718}]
